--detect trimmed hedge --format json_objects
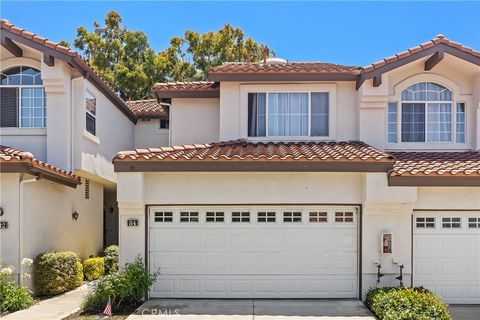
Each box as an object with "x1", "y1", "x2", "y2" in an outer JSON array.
[
  {"x1": 365, "y1": 287, "x2": 451, "y2": 320},
  {"x1": 34, "y1": 251, "x2": 83, "y2": 295},
  {"x1": 83, "y1": 257, "x2": 105, "y2": 281},
  {"x1": 103, "y1": 245, "x2": 119, "y2": 275}
]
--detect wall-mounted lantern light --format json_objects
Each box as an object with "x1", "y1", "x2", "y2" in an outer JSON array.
[{"x1": 72, "y1": 211, "x2": 80, "y2": 220}]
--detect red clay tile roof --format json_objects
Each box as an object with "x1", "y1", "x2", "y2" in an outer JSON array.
[
  {"x1": 1, "y1": 19, "x2": 137, "y2": 123},
  {"x1": 0, "y1": 145, "x2": 81, "y2": 188},
  {"x1": 126, "y1": 99, "x2": 168, "y2": 118},
  {"x1": 209, "y1": 62, "x2": 362, "y2": 74},
  {"x1": 154, "y1": 81, "x2": 219, "y2": 99},
  {"x1": 390, "y1": 152, "x2": 480, "y2": 177},
  {"x1": 363, "y1": 34, "x2": 480, "y2": 73},
  {"x1": 113, "y1": 140, "x2": 394, "y2": 172}
]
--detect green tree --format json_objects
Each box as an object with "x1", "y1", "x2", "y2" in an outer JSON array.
[
  {"x1": 72, "y1": 11, "x2": 164, "y2": 100},
  {"x1": 70, "y1": 11, "x2": 273, "y2": 100}
]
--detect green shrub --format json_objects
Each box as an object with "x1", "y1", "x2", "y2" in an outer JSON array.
[
  {"x1": 0, "y1": 263, "x2": 34, "y2": 313},
  {"x1": 34, "y1": 251, "x2": 84, "y2": 296},
  {"x1": 103, "y1": 245, "x2": 119, "y2": 275},
  {"x1": 83, "y1": 257, "x2": 105, "y2": 281},
  {"x1": 83, "y1": 257, "x2": 158, "y2": 313},
  {"x1": 365, "y1": 287, "x2": 451, "y2": 320}
]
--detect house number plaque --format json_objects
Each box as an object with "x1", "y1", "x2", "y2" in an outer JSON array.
[
  {"x1": 127, "y1": 219, "x2": 139, "y2": 227},
  {"x1": 0, "y1": 221, "x2": 8, "y2": 229}
]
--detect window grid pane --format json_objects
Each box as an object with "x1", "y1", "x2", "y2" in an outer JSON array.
[
  {"x1": 456, "y1": 103, "x2": 465, "y2": 143},
  {"x1": 283, "y1": 212, "x2": 302, "y2": 223},
  {"x1": 20, "y1": 87, "x2": 46, "y2": 128},
  {"x1": 232, "y1": 211, "x2": 250, "y2": 223},
  {"x1": 206, "y1": 211, "x2": 225, "y2": 222},
  {"x1": 258, "y1": 211, "x2": 276, "y2": 223},
  {"x1": 335, "y1": 211, "x2": 354, "y2": 223},
  {"x1": 388, "y1": 102, "x2": 397, "y2": 143},
  {"x1": 309, "y1": 211, "x2": 328, "y2": 223},
  {"x1": 468, "y1": 217, "x2": 480, "y2": 228},
  {"x1": 180, "y1": 211, "x2": 199, "y2": 223},
  {"x1": 416, "y1": 217, "x2": 435, "y2": 228},
  {"x1": 442, "y1": 217, "x2": 461, "y2": 229},
  {"x1": 401, "y1": 103, "x2": 425, "y2": 142},
  {"x1": 267, "y1": 93, "x2": 309, "y2": 136},
  {"x1": 427, "y1": 103, "x2": 451, "y2": 142}
]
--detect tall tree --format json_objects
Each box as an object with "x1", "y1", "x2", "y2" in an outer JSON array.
[
  {"x1": 72, "y1": 11, "x2": 164, "y2": 100},
  {"x1": 70, "y1": 11, "x2": 273, "y2": 100}
]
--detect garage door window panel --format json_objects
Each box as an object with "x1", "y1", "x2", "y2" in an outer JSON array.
[
  {"x1": 180, "y1": 211, "x2": 199, "y2": 223},
  {"x1": 309, "y1": 211, "x2": 328, "y2": 223},
  {"x1": 155, "y1": 211, "x2": 173, "y2": 222},
  {"x1": 232, "y1": 212, "x2": 250, "y2": 223},
  {"x1": 442, "y1": 217, "x2": 461, "y2": 229},
  {"x1": 283, "y1": 212, "x2": 302, "y2": 223},
  {"x1": 468, "y1": 217, "x2": 480, "y2": 228},
  {"x1": 335, "y1": 211, "x2": 354, "y2": 223},
  {"x1": 258, "y1": 212, "x2": 276, "y2": 223},
  {"x1": 416, "y1": 217, "x2": 435, "y2": 228},
  {"x1": 206, "y1": 211, "x2": 225, "y2": 223}
]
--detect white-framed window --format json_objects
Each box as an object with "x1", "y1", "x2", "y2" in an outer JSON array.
[
  {"x1": 85, "y1": 90, "x2": 96, "y2": 135},
  {"x1": 159, "y1": 119, "x2": 169, "y2": 129},
  {"x1": 258, "y1": 211, "x2": 276, "y2": 223},
  {"x1": 206, "y1": 211, "x2": 225, "y2": 223},
  {"x1": 0, "y1": 66, "x2": 46, "y2": 128},
  {"x1": 389, "y1": 82, "x2": 466, "y2": 143},
  {"x1": 283, "y1": 211, "x2": 302, "y2": 223},
  {"x1": 335, "y1": 211, "x2": 354, "y2": 223},
  {"x1": 154, "y1": 211, "x2": 173, "y2": 222},
  {"x1": 442, "y1": 217, "x2": 461, "y2": 228},
  {"x1": 468, "y1": 217, "x2": 480, "y2": 229},
  {"x1": 309, "y1": 211, "x2": 328, "y2": 223},
  {"x1": 232, "y1": 211, "x2": 250, "y2": 223},
  {"x1": 180, "y1": 211, "x2": 199, "y2": 223},
  {"x1": 248, "y1": 92, "x2": 329, "y2": 137},
  {"x1": 416, "y1": 217, "x2": 435, "y2": 228}
]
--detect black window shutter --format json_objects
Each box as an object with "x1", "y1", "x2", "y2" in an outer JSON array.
[{"x1": 0, "y1": 87, "x2": 18, "y2": 127}]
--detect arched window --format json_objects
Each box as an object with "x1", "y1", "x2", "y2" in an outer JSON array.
[
  {"x1": 0, "y1": 66, "x2": 46, "y2": 128},
  {"x1": 388, "y1": 82, "x2": 464, "y2": 143}
]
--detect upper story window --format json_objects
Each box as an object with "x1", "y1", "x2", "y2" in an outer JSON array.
[
  {"x1": 388, "y1": 82, "x2": 465, "y2": 144},
  {"x1": 159, "y1": 119, "x2": 169, "y2": 129},
  {"x1": 85, "y1": 91, "x2": 96, "y2": 135},
  {"x1": 248, "y1": 92, "x2": 329, "y2": 137},
  {"x1": 0, "y1": 66, "x2": 46, "y2": 128}
]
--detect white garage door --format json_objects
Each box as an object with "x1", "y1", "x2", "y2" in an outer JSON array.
[
  {"x1": 413, "y1": 213, "x2": 480, "y2": 304},
  {"x1": 149, "y1": 206, "x2": 358, "y2": 298}
]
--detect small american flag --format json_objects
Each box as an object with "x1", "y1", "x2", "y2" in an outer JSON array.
[{"x1": 103, "y1": 296, "x2": 112, "y2": 317}]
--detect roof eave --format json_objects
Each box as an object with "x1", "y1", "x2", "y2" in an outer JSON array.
[
  {"x1": 208, "y1": 72, "x2": 360, "y2": 82},
  {"x1": 0, "y1": 162, "x2": 81, "y2": 188},
  {"x1": 388, "y1": 175, "x2": 480, "y2": 187},
  {"x1": 113, "y1": 160, "x2": 394, "y2": 173},
  {"x1": 154, "y1": 90, "x2": 220, "y2": 99}
]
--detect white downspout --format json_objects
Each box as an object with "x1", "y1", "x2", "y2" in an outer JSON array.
[{"x1": 18, "y1": 174, "x2": 38, "y2": 283}]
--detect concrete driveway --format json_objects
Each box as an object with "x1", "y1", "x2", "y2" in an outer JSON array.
[
  {"x1": 449, "y1": 305, "x2": 480, "y2": 320},
  {"x1": 126, "y1": 299, "x2": 376, "y2": 319}
]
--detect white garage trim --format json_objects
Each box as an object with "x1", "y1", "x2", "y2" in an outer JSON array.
[
  {"x1": 146, "y1": 204, "x2": 361, "y2": 299},
  {"x1": 412, "y1": 210, "x2": 480, "y2": 304}
]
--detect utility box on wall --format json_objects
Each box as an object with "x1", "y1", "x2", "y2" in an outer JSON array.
[{"x1": 381, "y1": 233, "x2": 392, "y2": 254}]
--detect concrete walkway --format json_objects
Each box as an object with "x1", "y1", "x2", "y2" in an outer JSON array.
[
  {"x1": 127, "y1": 299, "x2": 376, "y2": 320},
  {"x1": 3, "y1": 284, "x2": 90, "y2": 320}
]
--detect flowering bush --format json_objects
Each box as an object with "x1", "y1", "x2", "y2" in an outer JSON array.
[
  {"x1": 365, "y1": 287, "x2": 450, "y2": 320},
  {"x1": 83, "y1": 257, "x2": 105, "y2": 281},
  {"x1": 0, "y1": 259, "x2": 34, "y2": 313}
]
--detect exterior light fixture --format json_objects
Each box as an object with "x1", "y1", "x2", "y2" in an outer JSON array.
[{"x1": 72, "y1": 210, "x2": 80, "y2": 220}]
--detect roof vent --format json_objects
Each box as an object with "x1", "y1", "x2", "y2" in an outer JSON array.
[{"x1": 264, "y1": 57, "x2": 288, "y2": 65}]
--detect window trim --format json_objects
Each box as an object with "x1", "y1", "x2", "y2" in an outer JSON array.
[{"x1": 241, "y1": 84, "x2": 336, "y2": 141}]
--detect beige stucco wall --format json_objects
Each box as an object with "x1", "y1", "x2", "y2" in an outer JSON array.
[
  {"x1": 134, "y1": 119, "x2": 169, "y2": 148},
  {"x1": 170, "y1": 98, "x2": 219, "y2": 145},
  {"x1": 0, "y1": 173, "x2": 103, "y2": 288}
]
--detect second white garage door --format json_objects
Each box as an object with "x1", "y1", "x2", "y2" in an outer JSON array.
[
  {"x1": 413, "y1": 213, "x2": 480, "y2": 304},
  {"x1": 149, "y1": 206, "x2": 359, "y2": 298}
]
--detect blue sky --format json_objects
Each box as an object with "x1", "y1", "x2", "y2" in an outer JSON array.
[{"x1": 2, "y1": 1, "x2": 479, "y2": 66}]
